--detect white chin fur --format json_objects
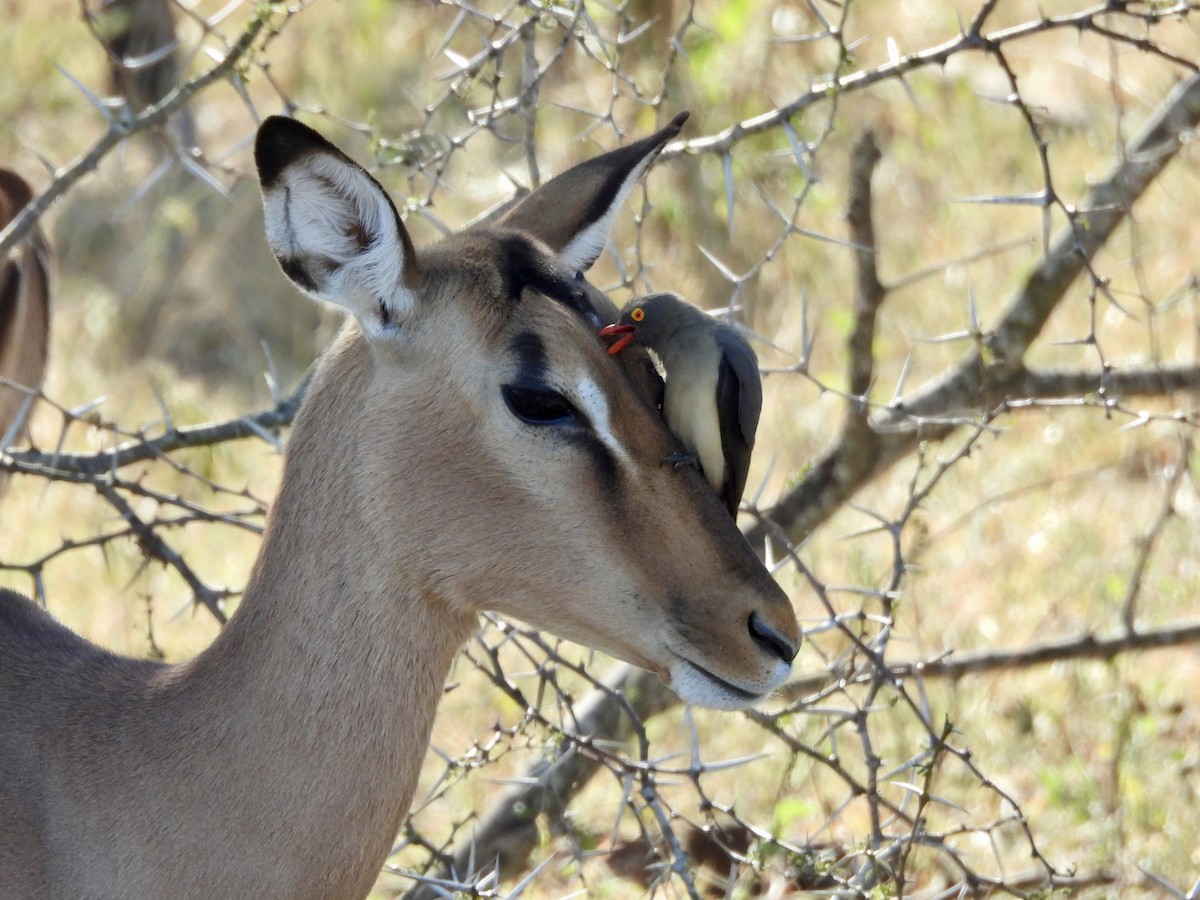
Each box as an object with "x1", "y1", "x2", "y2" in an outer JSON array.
[{"x1": 667, "y1": 658, "x2": 790, "y2": 711}]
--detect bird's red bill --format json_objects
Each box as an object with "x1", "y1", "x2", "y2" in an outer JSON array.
[{"x1": 598, "y1": 323, "x2": 636, "y2": 355}]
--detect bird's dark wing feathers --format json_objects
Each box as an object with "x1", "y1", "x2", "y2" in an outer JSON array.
[
  {"x1": 716, "y1": 353, "x2": 753, "y2": 516},
  {"x1": 715, "y1": 328, "x2": 762, "y2": 447},
  {"x1": 713, "y1": 327, "x2": 762, "y2": 515}
]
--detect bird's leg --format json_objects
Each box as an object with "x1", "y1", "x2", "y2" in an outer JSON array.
[{"x1": 661, "y1": 451, "x2": 700, "y2": 471}]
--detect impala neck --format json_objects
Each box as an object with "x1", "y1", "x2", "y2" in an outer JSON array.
[{"x1": 181, "y1": 331, "x2": 476, "y2": 892}]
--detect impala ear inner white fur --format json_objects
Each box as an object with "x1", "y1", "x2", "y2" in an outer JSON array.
[
  {"x1": 257, "y1": 117, "x2": 418, "y2": 335},
  {"x1": 554, "y1": 150, "x2": 657, "y2": 273},
  {"x1": 496, "y1": 112, "x2": 688, "y2": 274}
]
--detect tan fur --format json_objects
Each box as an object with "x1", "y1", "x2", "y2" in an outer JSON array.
[{"x1": 0, "y1": 122, "x2": 799, "y2": 899}]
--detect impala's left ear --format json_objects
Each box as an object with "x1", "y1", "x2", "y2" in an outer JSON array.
[{"x1": 495, "y1": 113, "x2": 688, "y2": 273}]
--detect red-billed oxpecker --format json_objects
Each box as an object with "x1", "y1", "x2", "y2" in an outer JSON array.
[{"x1": 600, "y1": 292, "x2": 761, "y2": 517}]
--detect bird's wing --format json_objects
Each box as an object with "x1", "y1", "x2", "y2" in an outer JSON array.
[
  {"x1": 716, "y1": 352, "x2": 754, "y2": 516},
  {"x1": 716, "y1": 329, "x2": 762, "y2": 449}
]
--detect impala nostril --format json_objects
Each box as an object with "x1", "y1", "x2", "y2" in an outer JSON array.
[{"x1": 748, "y1": 611, "x2": 799, "y2": 664}]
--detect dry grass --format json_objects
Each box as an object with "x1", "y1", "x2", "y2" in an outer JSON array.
[{"x1": 3, "y1": 0, "x2": 1200, "y2": 896}]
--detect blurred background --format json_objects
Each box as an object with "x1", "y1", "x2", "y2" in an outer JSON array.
[{"x1": 2, "y1": 1, "x2": 1200, "y2": 896}]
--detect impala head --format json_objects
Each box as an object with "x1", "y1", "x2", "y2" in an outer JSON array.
[{"x1": 255, "y1": 115, "x2": 799, "y2": 710}]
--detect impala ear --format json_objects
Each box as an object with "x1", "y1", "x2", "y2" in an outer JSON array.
[
  {"x1": 496, "y1": 112, "x2": 688, "y2": 273},
  {"x1": 255, "y1": 116, "x2": 419, "y2": 335}
]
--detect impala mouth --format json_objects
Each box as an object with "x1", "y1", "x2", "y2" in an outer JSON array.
[{"x1": 666, "y1": 653, "x2": 777, "y2": 711}]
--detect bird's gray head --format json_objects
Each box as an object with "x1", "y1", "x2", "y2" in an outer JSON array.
[{"x1": 598, "y1": 291, "x2": 701, "y2": 355}]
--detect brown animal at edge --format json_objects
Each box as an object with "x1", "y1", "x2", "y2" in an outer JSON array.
[
  {"x1": 0, "y1": 168, "x2": 49, "y2": 496},
  {"x1": 0, "y1": 115, "x2": 800, "y2": 899}
]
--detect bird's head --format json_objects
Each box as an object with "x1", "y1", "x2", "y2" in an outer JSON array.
[{"x1": 598, "y1": 292, "x2": 692, "y2": 355}]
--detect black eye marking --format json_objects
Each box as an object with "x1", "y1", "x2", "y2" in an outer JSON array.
[
  {"x1": 528, "y1": 271, "x2": 600, "y2": 328},
  {"x1": 502, "y1": 384, "x2": 583, "y2": 427},
  {"x1": 496, "y1": 233, "x2": 605, "y2": 328},
  {"x1": 501, "y1": 380, "x2": 616, "y2": 487},
  {"x1": 508, "y1": 331, "x2": 548, "y2": 386}
]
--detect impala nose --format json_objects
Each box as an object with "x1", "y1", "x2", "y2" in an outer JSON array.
[{"x1": 748, "y1": 611, "x2": 800, "y2": 663}]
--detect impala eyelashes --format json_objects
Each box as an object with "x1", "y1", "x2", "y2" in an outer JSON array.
[{"x1": 501, "y1": 384, "x2": 582, "y2": 427}]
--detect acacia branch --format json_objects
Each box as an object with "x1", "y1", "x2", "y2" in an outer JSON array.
[
  {"x1": 748, "y1": 618, "x2": 1200, "y2": 707},
  {"x1": 0, "y1": 8, "x2": 273, "y2": 258},
  {"x1": 894, "y1": 617, "x2": 1200, "y2": 682},
  {"x1": 94, "y1": 481, "x2": 229, "y2": 623},
  {"x1": 1009, "y1": 364, "x2": 1200, "y2": 402},
  {"x1": 413, "y1": 612, "x2": 1200, "y2": 889},
  {"x1": 750, "y1": 72, "x2": 1200, "y2": 547},
  {"x1": 845, "y1": 131, "x2": 885, "y2": 412},
  {"x1": 1, "y1": 373, "x2": 308, "y2": 481},
  {"x1": 660, "y1": 3, "x2": 1197, "y2": 162},
  {"x1": 402, "y1": 664, "x2": 675, "y2": 900}
]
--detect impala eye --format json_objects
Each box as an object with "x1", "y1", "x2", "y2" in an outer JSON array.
[{"x1": 502, "y1": 384, "x2": 580, "y2": 427}]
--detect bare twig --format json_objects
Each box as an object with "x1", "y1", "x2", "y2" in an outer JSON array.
[
  {"x1": 2, "y1": 373, "x2": 308, "y2": 481},
  {"x1": 751, "y1": 73, "x2": 1200, "y2": 547},
  {"x1": 0, "y1": 6, "x2": 274, "y2": 258}
]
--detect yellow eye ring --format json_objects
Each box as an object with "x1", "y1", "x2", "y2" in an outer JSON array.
[{"x1": 630, "y1": 307, "x2": 645, "y2": 322}]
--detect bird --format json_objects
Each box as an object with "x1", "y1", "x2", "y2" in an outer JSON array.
[{"x1": 599, "y1": 292, "x2": 762, "y2": 517}]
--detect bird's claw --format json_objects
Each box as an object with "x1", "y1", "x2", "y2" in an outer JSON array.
[{"x1": 661, "y1": 451, "x2": 699, "y2": 471}]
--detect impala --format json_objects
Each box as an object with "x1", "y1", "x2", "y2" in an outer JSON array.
[{"x1": 0, "y1": 114, "x2": 800, "y2": 899}]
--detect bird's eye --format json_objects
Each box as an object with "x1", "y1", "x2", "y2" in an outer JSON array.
[
  {"x1": 502, "y1": 384, "x2": 579, "y2": 427},
  {"x1": 630, "y1": 307, "x2": 645, "y2": 322}
]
